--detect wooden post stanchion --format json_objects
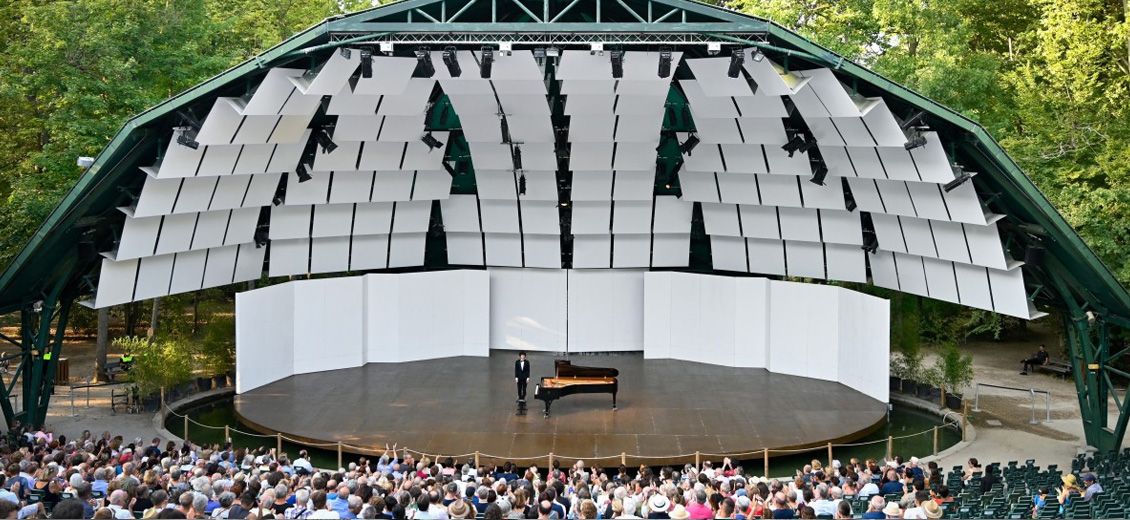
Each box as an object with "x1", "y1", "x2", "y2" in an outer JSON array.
[
  {"x1": 763, "y1": 449, "x2": 769, "y2": 478},
  {"x1": 474, "y1": 452, "x2": 480, "y2": 467},
  {"x1": 962, "y1": 400, "x2": 969, "y2": 442},
  {"x1": 621, "y1": 452, "x2": 627, "y2": 465},
  {"x1": 337, "y1": 442, "x2": 343, "y2": 469},
  {"x1": 160, "y1": 387, "x2": 165, "y2": 410},
  {"x1": 933, "y1": 426, "x2": 939, "y2": 456},
  {"x1": 277, "y1": 433, "x2": 282, "y2": 454},
  {"x1": 548, "y1": 453, "x2": 554, "y2": 468},
  {"x1": 183, "y1": 415, "x2": 189, "y2": 442},
  {"x1": 886, "y1": 436, "x2": 893, "y2": 460},
  {"x1": 827, "y1": 443, "x2": 833, "y2": 468},
  {"x1": 224, "y1": 425, "x2": 230, "y2": 443},
  {"x1": 695, "y1": 451, "x2": 701, "y2": 468}
]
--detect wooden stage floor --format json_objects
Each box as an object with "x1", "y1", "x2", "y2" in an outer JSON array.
[{"x1": 234, "y1": 352, "x2": 887, "y2": 465}]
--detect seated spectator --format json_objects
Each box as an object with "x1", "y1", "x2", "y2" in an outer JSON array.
[
  {"x1": 862, "y1": 496, "x2": 886, "y2": 519},
  {"x1": 1021, "y1": 345, "x2": 1049, "y2": 375},
  {"x1": 882, "y1": 502, "x2": 901, "y2": 519},
  {"x1": 1082, "y1": 473, "x2": 1103, "y2": 502}
]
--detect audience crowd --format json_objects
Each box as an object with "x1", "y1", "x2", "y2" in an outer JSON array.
[{"x1": 0, "y1": 427, "x2": 1107, "y2": 520}]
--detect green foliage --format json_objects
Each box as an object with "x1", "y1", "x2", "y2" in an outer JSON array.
[
  {"x1": 113, "y1": 335, "x2": 193, "y2": 396},
  {"x1": 934, "y1": 342, "x2": 976, "y2": 395},
  {"x1": 197, "y1": 315, "x2": 235, "y2": 375}
]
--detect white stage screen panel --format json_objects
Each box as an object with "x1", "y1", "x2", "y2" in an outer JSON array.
[
  {"x1": 292, "y1": 277, "x2": 365, "y2": 375},
  {"x1": 567, "y1": 270, "x2": 645, "y2": 352},
  {"x1": 489, "y1": 268, "x2": 567, "y2": 351},
  {"x1": 837, "y1": 288, "x2": 891, "y2": 402},
  {"x1": 766, "y1": 282, "x2": 841, "y2": 383},
  {"x1": 235, "y1": 282, "x2": 295, "y2": 393},
  {"x1": 365, "y1": 270, "x2": 490, "y2": 362}
]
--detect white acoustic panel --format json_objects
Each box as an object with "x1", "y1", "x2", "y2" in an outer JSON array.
[
  {"x1": 955, "y1": 262, "x2": 993, "y2": 311},
  {"x1": 116, "y1": 216, "x2": 161, "y2": 260},
  {"x1": 479, "y1": 199, "x2": 520, "y2": 233},
  {"x1": 901, "y1": 216, "x2": 939, "y2": 258},
  {"x1": 329, "y1": 171, "x2": 375, "y2": 204},
  {"x1": 702, "y1": 203, "x2": 741, "y2": 237},
  {"x1": 488, "y1": 268, "x2": 567, "y2": 351},
  {"x1": 387, "y1": 232, "x2": 425, "y2": 267},
  {"x1": 484, "y1": 233, "x2": 522, "y2": 267},
  {"x1": 446, "y1": 232, "x2": 484, "y2": 265},
  {"x1": 778, "y1": 207, "x2": 820, "y2": 242},
  {"x1": 371, "y1": 172, "x2": 416, "y2": 201},
  {"x1": 795, "y1": 68, "x2": 859, "y2": 117},
  {"x1": 710, "y1": 235, "x2": 747, "y2": 272},
  {"x1": 521, "y1": 202, "x2": 560, "y2": 235},
  {"x1": 412, "y1": 170, "x2": 452, "y2": 201},
  {"x1": 285, "y1": 171, "x2": 331, "y2": 205},
  {"x1": 613, "y1": 234, "x2": 651, "y2": 268},
  {"x1": 679, "y1": 172, "x2": 720, "y2": 203},
  {"x1": 201, "y1": 245, "x2": 239, "y2": 289},
  {"x1": 230, "y1": 114, "x2": 279, "y2": 144},
  {"x1": 197, "y1": 145, "x2": 241, "y2": 176},
  {"x1": 941, "y1": 180, "x2": 987, "y2": 225},
  {"x1": 739, "y1": 205, "x2": 780, "y2": 239},
  {"x1": 134, "y1": 177, "x2": 180, "y2": 217},
  {"x1": 965, "y1": 222, "x2": 1009, "y2": 270},
  {"x1": 155, "y1": 213, "x2": 198, "y2": 256},
  {"x1": 353, "y1": 57, "x2": 418, "y2": 95},
  {"x1": 328, "y1": 91, "x2": 382, "y2": 115},
  {"x1": 573, "y1": 235, "x2": 611, "y2": 268},
  {"x1": 905, "y1": 181, "x2": 950, "y2": 221},
  {"x1": 311, "y1": 204, "x2": 354, "y2": 238},
  {"x1": 747, "y1": 238, "x2": 786, "y2": 276},
  {"x1": 476, "y1": 170, "x2": 518, "y2": 200},
  {"x1": 686, "y1": 57, "x2": 754, "y2": 97},
  {"x1": 134, "y1": 255, "x2": 174, "y2": 301},
  {"x1": 819, "y1": 210, "x2": 862, "y2": 245},
  {"x1": 359, "y1": 141, "x2": 407, "y2": 171},
  {"x1": 296, "y1": 48, "x2": 359, "y2": 95},
  {"x1": 392, "y1": 200, "x2": 431, "y2": 234},
  {"x1": 825, "y1": 243, "x2": 867, "y2": 282},
  {"x1": 869, "y1": 250, "x2": 900, "y2": 290},
  {"x1": 848, "y1": 148, "x2": 888, "y2": 178},
  {"x1": 612, "y1": 201, "x2": 652, "y2": 234},
  {"x1": 652, "y1": 234, "x2": 690, "y2": 267},
  {"x1": 191, "y1": 210, "x2": 230, "y2": 250},
  {"x1": 441, "y1": 195, "x2": 482, "y2": 233},
  {"x1": 682, "y1": 143, "x2": 724, "y2": 172},
  {"x1": 894, "y1": 253, "x2": 929, "y2": 297},
  {"x1": 353, "y1": 202, "x2": 394, "y2": 235},
  {"x1": 377, "y1": 79, "x2": 436, "y2": 116},
  {"x1": 572, "y1": 201, "x2": 611, "y2": 234},
  {"x1": 908, "y1": 133, "x2": 955, "y2": 184},
  {"x1": 874, "y1": 179, "x2": 916, "y2": 217},
  {"x1": 292, "y1": 277, "x2": 364, "y2": 374},
  {"x1": 520, "y1": 171, "x2": 558, "y2": 201},
  {"x1": 922, "y1": 256, "x2": 960, "y2": 304},
  {"x1": 764, "y1": 147, "x2": 811, "y2": 175},
  {"x1": 523, "y1": 234, "x2": 561, "y2": 268},
  {"x1": 988, "y1": 266, "x2": 1031, "y2": 318},
  {"x1": 210, "y1": 175, "x2": 253, "y2": 211},
  {"x1": 235, "y1": 282, "x2": 294, "y2": 393},
  {"x1": 244, "y1": 173, "x2": 284, "y2": 207},
  {"x1": 233, "y1": 243, "x2": 266, "y2": 282},
  {"x1": 743, "y1": 54, "x2": 798, "y2": 96},
  {"x1": 653, "y1": 197, "x2": 693, "y2": 233},
  {"x1": 785, "y1": 240, "x2": 826, "y2": 278},
  {"x1": 173, "y1": 177, "x2": 217, "y2": 214},
  {"x1": 693, "y1": 118, "x2": 743, "y2": 144},
  {"x1": 350, "y1": 234, "x2": 389, "y2": 271},
  {"x1": 681, "y1": 81, "x2": 739, "y2": 118},
  {"x1": 195, "y1": 98, "x2": 242, "y2": 145},
  {"x1": 169, "y1": 249, "x2": 208, "y2": 295},
  {"x1": 800, "y1": 176, "x2": 846, "y2": 210},
  {"x1": 757, "y1": 175, "x2": 802, "y2": 207},
  {"x1": 94, "y1": 258, "x2": 139, "y2": 308},
  {"x1": 612, "y1": 171, "x2": 655, "y2": 201},
  {"x1": 268, "y1": 238, "x2": 310, "y2": 276},
  {"x1": 931, "y1": 220, "x2": 972, "y2": 264},
  {"x1": 717, "y1": 174, "x2": 761, "y2": 204},
  {"x1": 877, "y1": 147, "x2": 919, "y2": 182},
  {"x1": 313, "y1": 141, "x2": 362, "y2": 172},
  {"x1": 269, "y1": 205, "x2": 312, "y2": 240},
  {"x1": 845, "y1": 178, "x2": 884, "y2": 213},
  {"x1": 719, "y1": 144, "x2": 769, "y2": 173},
  {"x1": 860, "y1": 99, "x2": 906, "y2": 147},
  {"x1": 569, "y1": 142, "x2": 614, "y2": 170},
  {"x1": 613, "y1": 142, "x2": 660, "y2": 171},
  {"x1": 309, "y1": 236, "x2": 351, "y2": 274},
  {"x1": 334, "y1": 115, "x2": 382, "y2": 141}
]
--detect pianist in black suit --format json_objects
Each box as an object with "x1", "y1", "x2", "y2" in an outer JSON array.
[{"x1": 514, "y1": 351, "x2": 531, "y2": 402}]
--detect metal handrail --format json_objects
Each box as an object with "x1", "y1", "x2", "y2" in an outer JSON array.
[{"x1": 970, "y1": 382, "x2": 1051, "y2": 424}]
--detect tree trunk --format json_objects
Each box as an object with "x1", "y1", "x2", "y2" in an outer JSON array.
[
  {"x1": 147, "y1": 298, "x2": 159, "y2": 345},
  {"x1": 94, "y1": 307, "x2": 109, "y2": 382}
]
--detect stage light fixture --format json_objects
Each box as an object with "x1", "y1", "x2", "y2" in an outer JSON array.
[
  {"x1": 533, "y1": 48, "x2": 546, "y2": 61},
  {"x1": 500, "y1": 117, "x2": 511, "y2": 143},
  {"x1": 751, "y1": 50, "x2": 765, "y2": 62},
  {"x1": 658, "y1": 48, "x2": 672, "y2": 78},
  {"x1": 706, "y1": 42, "x2": 721, "y2": 55},
  {"x1": 480, "y1": 47, "x2": 494, "y2": 78},
  {"x1": 339, "y1": 48, "x2": 352, "y2": 60},
  {"x1": 415, "y1": 48, "x2": 435, "y2": 78},
  {"x1": 175, "y1": 110, "x2": 202, "y2": 149},
  {"x1": 442, "y1": 161, "x2": 458, "y2": 177},
  {"x1": 360, "y1": 49, "x2": 373, "y2": 78},
  {"x1": 809, "y1": 165, "x2": 828, "y2": 186},
  {"x1": 254, "y1": 226, "x2": 269, "y2": 248},
  {"x1": 781, "y1": 133, "x2": 805, "y2": 157},
  {"x1": 295, "y1": 162, "x2": 312, "y2": 183},
  {"x1": 380, "y1": 42, "x2": 394, "y2": 54},
  {"x1": 176, "y1": 132, "x2": 200, "y2": 150},
  {"x1": 844, "y1": 192, "x2": 857, "y2": 212},
  {"x1": 680, "y1": 133, "x2": 700, "y2": 155},
  {"x1": 861, "y1": 232, "x2": 879, "y2": 254},
  {"x1": 421, "y1": 132, "x2": 444, "y2": 151},
  {"x1": 590, "y1": 43, "x2": 604, "y2": 55},
  {"x1": 77, "y1": 156, "x2": 94, "y2": 169},
  {"x1": 442, "y1": 46, "x2": 461, "y2": 77},
  {"x1": 518, "y1": 174, "x2": 527, "y2": 195},
  {"x1": 1024, "y1": 244, "x2": 1045, "y2": 266},
  {"x1": 546, "y1": 47, "x2": 560, "y2": 58},
  {"x1": 314, "y1": 128, "x2": 338, "y2": 154},
  {"x1": 272, "y1": 195, "x2": 283, "y2": 206},
  {"x1": 903, "y1": 131, "x2": 927, "y2": 150},
  {"x1": 943, "y1": 168, "x2": 972, "y2": 193},
  {"x1": 512, "y1": 145, "x2": 523, "y2": 171},
  {"x1": 727, "y1": 49, "x2": 744, "y2": 78},
  {"x1": 610, "y1": 50, "x2": 624, "y2": 79},
  {"x1": 797, "y1": 139, "x2": 817, "y2": 155}
]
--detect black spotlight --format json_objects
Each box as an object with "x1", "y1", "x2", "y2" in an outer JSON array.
[
  {"x1": 727, "y1": 49, "x2": 744, "y2": 78},
  {"x1": 809, "y1": 164, "x2": 828, "y2": 186},
  {"x1": 844, "y1": 190, "x2": 857, "y2": 212},
  {"x1": 610, "y1": 50, "x2": 624, "y2": 79},
  {"x1": 904, "y1": 131, "x2": 927, "y2": 150},
  {"x1": 360, "y1": 49, "x2": 373, "y2": 79},
  {"x1": 680, "y1": 133, "x2": 700, "y2": 155},
  {"x1": 798, "y1": 139, "x2": 818, "y2": 155},
  {"x1": 272, "y1": 195, "x2": 284, "y2": 206},
  {"x1": 175, "y1": 110, "x2": 202, "y2": 149},
  {"x1": 315, "y1": 128, "x2": 337, "y2": 154},
  {"x1": 339, "y1": 48, "x2": 352, "y2": 60},
  {"x1": 518, "y1": 174, "x2": 527, "y2": 195},
  {"x1": 176, "y1": 132, "x2": 200, "y2": 150},
  {"x1": 500, "y1": 117, "x2": 511, "y2": 143},
  {"x1": 512, "y1": 145, "x2": 523, "y2": 171},
  {"x1": 861, "y1": 232, "x2": 879, "y2": 254},
  {"x1": 254, "y1": 226, "x2": 269, "y2": 248},
  {"x1": 480, "y1": 47, "x2": 494, "y2": 79},
  {"x1": 295, "y1": 162, "x2": 312, "y2": 183},
  {"x1": 415, "y1": 48, "x2": 435, "y2": 78},
  {"x1": 943, "y1": 167, "x2": 971, "y2": 193},
  {"x1": 442, "y1": 46, "x2": 461, "y2": 77},
  {"x1": 782, "y1": 133, "x2": 805, "y2": 157},
  {"x1": 658, "y1": 48, "x2": 672, "y2": 78},
  {"x1": 421, "y1": 132, "x2": 444, "y2": 150}
]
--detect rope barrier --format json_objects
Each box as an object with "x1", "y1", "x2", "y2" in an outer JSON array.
[{"x1": 161, "y1": 401, "x2": 960, "y2": 466}]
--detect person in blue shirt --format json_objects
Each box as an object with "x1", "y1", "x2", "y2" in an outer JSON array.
[
  {"x1": 879, "y1": 469, "x2": 904, "y2": 496},
  {"x1": 329, "y1": 485, "x2": 352, "y2": 515},
  {"x1": 862, "y1": 495, "x2": 887, "y2": 519}
]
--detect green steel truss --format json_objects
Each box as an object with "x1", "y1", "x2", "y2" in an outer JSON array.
[{"x1": 0, "y1": 0, "x2": 1126, "y2": 449}]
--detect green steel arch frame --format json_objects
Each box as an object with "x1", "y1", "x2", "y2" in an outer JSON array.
[{"x1": 0, "y1": 0, "x2": 1125, "y2": 451}]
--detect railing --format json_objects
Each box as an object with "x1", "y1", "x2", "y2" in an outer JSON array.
[
  {"x1": 65, "y1": 381, "x2": 135, "y2": 417},
  {"x1": 970, "y1": 382, "x2": 1051, "y2": 425},
  {"x1": 160, "y1": 400, "x2": 965, "y2": 477}
]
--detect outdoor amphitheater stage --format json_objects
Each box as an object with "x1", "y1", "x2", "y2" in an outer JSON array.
[{"x1": 234, "y1": 352, "x2": 887, "y2": 465}]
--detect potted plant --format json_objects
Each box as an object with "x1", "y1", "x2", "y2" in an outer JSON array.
[
  {"x1": 937, "y1": 343, "x2": 974, "y2": 410},
  {"x1": 918, "y1": 364, "x2": 944, "y2": 402},
  {"x1": 198, "y1": 316, "x2": 235, "y2": 390},
  {"x1": 890, "y1": 353, "x2": 908, "y2": 391},
  {"x1": 900, "y1": 342, "x2": 925, "y2": 394},
  {"x1": 115, "y1": 336, "x2": 193, "y2": 400}
]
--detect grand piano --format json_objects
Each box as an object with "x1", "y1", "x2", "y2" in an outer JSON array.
[{"x1": 533, "y1": 359, "x2": 619, "y2": 417}]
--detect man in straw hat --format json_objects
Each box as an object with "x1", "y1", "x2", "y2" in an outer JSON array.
[
  {"x1": 882, "y1": 501, "x2": 902, "y2": 519},
  {"x1": 646, "y1": 493, "x2": 671, "y2": 519},
  {"x1": 668, "y1": 504, "x2": 689, "y2": 520}
]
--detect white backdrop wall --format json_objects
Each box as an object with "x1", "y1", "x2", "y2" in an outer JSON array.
[
  {"x1": 235, "y1": 282, "x2": 295, "y2": 394},
  {"x1": 643, "y1": 272, "x2": 889, "y2": 402},
  {"x1": 488, "y1": 268, "x2": 567, "y2": 351},
  {"x1": 236, "y1": 270, "x2": 490, "y2": 393},
  {"x1": 567, "y1": 270, "x2": 646, "y2": 352}
]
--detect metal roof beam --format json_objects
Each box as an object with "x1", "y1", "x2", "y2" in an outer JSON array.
[{"x1": 328, "y1": 21, "x2": 767, "y2": 33}]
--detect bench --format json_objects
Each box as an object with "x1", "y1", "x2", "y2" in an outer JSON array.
[{"x1": 1034, "y1": 358, "x2": 1071, "y2": 378}]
